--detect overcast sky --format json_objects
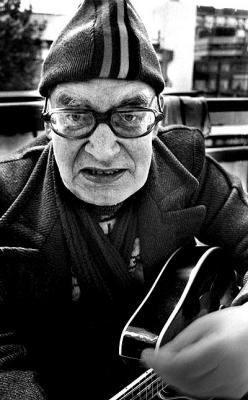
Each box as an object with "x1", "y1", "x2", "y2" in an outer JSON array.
[{"x1": 21, "y1": 0, "x2": 248, "y2": 15}]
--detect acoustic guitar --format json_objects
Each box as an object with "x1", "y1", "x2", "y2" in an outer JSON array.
[{"x1": 110, "y1": 244, "x2": 240, "y2": 400}]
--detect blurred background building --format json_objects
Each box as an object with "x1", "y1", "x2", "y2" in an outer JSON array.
[
  {"x1": 194, "y1": 6, "x2": 248, "y2": 97},
  {"x1": 136, "y1": 0, "x2": 197, "y2": 93}
]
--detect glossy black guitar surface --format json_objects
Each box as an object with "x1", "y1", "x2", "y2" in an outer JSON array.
[{"x1": 110, "y1": 245, "x2": 240, "y2": 400}]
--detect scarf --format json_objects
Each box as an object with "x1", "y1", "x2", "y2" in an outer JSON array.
[
  {"x1": 52, "y1": 154, "x2": 144, "y2": 314},
  {"x1": 31, "y1": 149, "x2": 146, "y2": 399}
]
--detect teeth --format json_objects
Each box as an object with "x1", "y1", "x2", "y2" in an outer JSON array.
[{"x1": 88, "y1": 169, "x2": 120, "y2": 176}]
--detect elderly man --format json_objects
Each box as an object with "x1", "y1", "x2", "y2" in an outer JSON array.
[{"x1": 1, "y1": 0, "x2": 248, "y2": 399}]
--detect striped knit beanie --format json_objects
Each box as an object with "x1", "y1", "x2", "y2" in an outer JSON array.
[{"x1": 38, "y1": 0, "x2": 165, "y2": 97}]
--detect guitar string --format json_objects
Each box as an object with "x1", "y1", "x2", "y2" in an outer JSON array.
[
  {"x1": 133, "y1": 377, "x2": 164, "y2": 400},
  {"x1": 117, "y1": 377, "x2": 195, "y2": 400},
  {"x1": 116, "y1": 373, "x2": 164, "y2": 400},
  {"x1": 130, "y1": 376, "x2": 163, "y2": 400},
  {"x1": 114, "y1": 370, "x2": 200, "y2": 400},
  {"x1": 114, "y1": 375, "x2": 157, "y2": 400}
]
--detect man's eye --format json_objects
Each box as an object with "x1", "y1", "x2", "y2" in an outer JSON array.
[
  {"x1": 122, "y1": 113, "x2": 136, "y2": 122},
  {"x1": 118, "y1": 113, "x2": 139, "y2": 123},
  {"x1": 67, "y1": 113, "x2": 86, "y2": 122},
  {"x1": 68, "y1": 114, "x2": 82, "y2": 122},
  {"x1": 65, "y1": 113, "x2": 93, "y2": 126}
]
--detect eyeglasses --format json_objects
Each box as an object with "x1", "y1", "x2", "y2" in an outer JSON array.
[{"x1": 42, "y1": 104, "x2": 164, "y2": 140}]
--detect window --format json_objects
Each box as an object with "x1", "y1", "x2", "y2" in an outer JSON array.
[
  {"x1": 194, "y1": 80, "x2": 207, "y2": 91},
  {"x1": 219, "y1": 79, "x2": 229, "y2": 91},
  {"x1": 220, "y1": 63, "x2": 231, "y2": 72},
  {"x1": 209, "y1": 62, "x2": 219, "y2": 72},
  {"x1": 231, "y1": 75, "x2": 248, "y2": 92},
  {"x1": 208, "y1": 78, "x2": 217, "y2": 90}
]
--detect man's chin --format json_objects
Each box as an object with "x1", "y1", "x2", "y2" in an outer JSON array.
[
  {"x1": 63, "y1": 178, "x2": 142, "y2": 205},
  {"x1": 73, "y1": 189, "x2": 132, "y2": 206}
]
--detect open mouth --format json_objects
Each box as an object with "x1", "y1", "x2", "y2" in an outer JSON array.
[
  {"x1": 81, "y1": 168, "x2": 126, "y2": 182},
  {"x1": 83, "y1": 168, "x2": 124, "y2": 176}
]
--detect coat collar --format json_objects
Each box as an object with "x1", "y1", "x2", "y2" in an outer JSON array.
[
  {"x1": 147, "y1": 136, "x2": 202, "y2": 211},
  {"x1": 0, "y1": 143, "x2": 59, "y2": 250},
  {"x1": 138, "y1": 137, "x2": 206, "y2": 275}
]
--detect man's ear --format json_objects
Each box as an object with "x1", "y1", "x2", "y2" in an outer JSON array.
[
  {"x1": 152, "y1": 94, "x2": 165, "y2": 139},
  {"x1": 43, "y1": 96, "x2": 53, "y2": 139},
  {"x1": 158, "y1": 93, "x2": 165, "y2": 112},
  {"x1": 44, "y1": 122, "x2": 52, "y2": 139},
  {"x1": 152, "y1": 124, "x2": 159, "y2": 139}
]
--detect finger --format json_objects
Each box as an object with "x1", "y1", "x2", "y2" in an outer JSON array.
[
  {"x1": 141, "y1": 347, "x2": 218, "y2": 398},
  {"x1": 141, "y1": 312, "x2": 216, "y2": 365},
  {"x1": 165, "y1": 310, "x2": 219, "y2": 353},
  {"x1": 142, "y1": 331, "x2": 220, "y2": 379}
]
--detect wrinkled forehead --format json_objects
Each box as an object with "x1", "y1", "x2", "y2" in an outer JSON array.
[{"x1": 49, "y1": 79, "x2": 156, "y2": 111}]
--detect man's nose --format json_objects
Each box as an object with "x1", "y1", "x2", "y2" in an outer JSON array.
[{"x1": 84, "y1": 123, "x2": 121, "y2": 162}]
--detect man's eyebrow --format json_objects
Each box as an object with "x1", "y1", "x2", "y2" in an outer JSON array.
[
  {"x1": 55, "y1": 93, "x2": 99, "y2": 108},
  {"x1": 55, "y1": 92, "x2": 82, "y2": 106},
  {"x1": 117, "y1": 95, "x2": 151, "y2": 107},
  {"x1": 54, "y1": 92, "x2": 152, "y2": 108}
]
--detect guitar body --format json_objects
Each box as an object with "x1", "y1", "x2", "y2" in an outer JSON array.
[{"x1": 110, "y1": 244, "x2": 240, "y2": 400}]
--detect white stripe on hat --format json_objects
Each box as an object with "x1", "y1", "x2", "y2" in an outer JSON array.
[
  {"x1": 100, "y1": 3, "x2": 113, "y2": 78},
  {"x1": 117, "y1": 0, "x2": 129, "y2": 79}
]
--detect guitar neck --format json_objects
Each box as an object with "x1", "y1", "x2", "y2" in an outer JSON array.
[{"x1": 109, "y1": 368, "x2": 165, "y2": 400}]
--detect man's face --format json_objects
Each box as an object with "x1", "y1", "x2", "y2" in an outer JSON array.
[{"x1": 49, "y1": 79, "x2": 159, "y2": 205}]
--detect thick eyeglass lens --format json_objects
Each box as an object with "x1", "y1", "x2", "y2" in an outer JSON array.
[
  {"x1": 112, "y1": 110, "x2": 155, "y2": 137},
  {"x1": 49, "y1": 110, "x2": 156, "y2": 138},
  {"x1": 50, "y1": 111, "x2": 95, "y2": 136}
]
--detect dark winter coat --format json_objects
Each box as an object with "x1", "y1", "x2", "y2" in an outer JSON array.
[{"x1": 1, "y1": 125, "x2": 248, "y2": 399}]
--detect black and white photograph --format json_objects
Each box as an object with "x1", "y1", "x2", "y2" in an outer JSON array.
[{"x1": 1, "y1": 0, "x2": 248, "y2": 399}]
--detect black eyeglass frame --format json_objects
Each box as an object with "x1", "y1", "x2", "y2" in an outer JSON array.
[{"x1": 41, "y1": 97, "x2": 164, "y2": 139}]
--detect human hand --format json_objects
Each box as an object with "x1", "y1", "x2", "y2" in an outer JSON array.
[{"x1": 142, "y1": 303, "x2": 248, "y2": 399}]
